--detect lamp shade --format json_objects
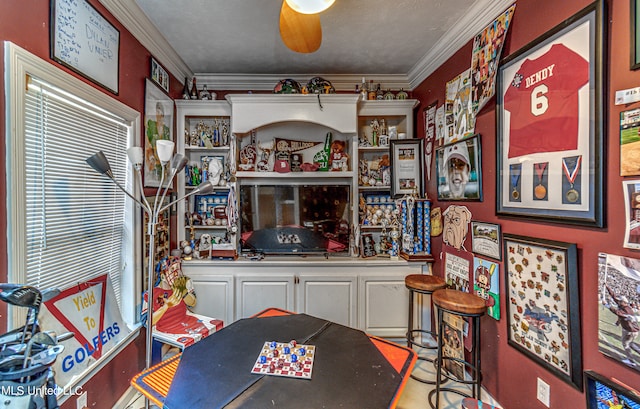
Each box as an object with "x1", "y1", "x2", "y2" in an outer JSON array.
[
  {"x1": 194, "y1": 180, "x2": 215, "y2": 195},
  {"x1": 155, "y1": 140, "x2": 175, "y2": 163},
  {"x1": 171, "y1": 153, "x2": 189, "y2": 174},
  {"x1": 285, "y1": 0, "x2": 335, "y2": 14},
  {"x1": 126, "y1": 147, "x2": 144, "y2": 171},
  {"x1": 86, "y1": 151, "x2": 113, "y2": 177}
]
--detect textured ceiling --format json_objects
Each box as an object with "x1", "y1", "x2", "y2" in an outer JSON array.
[{"x1": 135, "y1": 0, "x2": 475, "y2": 75}]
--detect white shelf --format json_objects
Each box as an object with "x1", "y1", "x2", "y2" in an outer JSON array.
[
  {"x1": 236, "y1": 171, "x2": 355, "y2": 179},
  {"x1": 358, "y1": 185, "x2": 391, "y2": 190},
  {"x1": 358, "y1": 146, "x2": 389, "y2": 152},
  {"x1": 185, "y1": 145, "x2": 230, "y2": 151},
  {"x1": 189, "y1": 225, "x2": 228, "y2": 230}
]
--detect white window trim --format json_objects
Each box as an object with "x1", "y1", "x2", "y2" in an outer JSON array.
[{"x1": 4, "y1": 41, "x2": 142, "y2": 327}]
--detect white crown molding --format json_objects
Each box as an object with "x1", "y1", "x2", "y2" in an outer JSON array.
[
  {"x1": 195, "y1": 73, "x2": 411, "y2": 92},
  {"x1": 101, "y1": 0, "x2": 514, "y2": 91},
  {"x1": 99, "y1": 0, "x2": 192, "y2": 81},
  {"x1": 407, "y1": 0, "x2": 515, "y2": 89}
]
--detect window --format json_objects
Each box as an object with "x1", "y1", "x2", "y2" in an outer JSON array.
[{"x1": 5, "y1": 42, "x2": 141, "y2": 327}]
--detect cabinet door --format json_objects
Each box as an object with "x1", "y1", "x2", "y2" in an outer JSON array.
[
  {"x1": 235, "y1": 274, "x2": 295, "y2": 319},
  {"x1": 190, "y1": 275, "x2": 234, "y2": 326},
  {"x1": 358, "y1": 274, "x2": 408, "y2": 338},
  {"x1": 296, "y1": 274, "x2": 357, "y2": 328}
]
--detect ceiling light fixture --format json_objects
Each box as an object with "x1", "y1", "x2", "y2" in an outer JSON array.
[{"x1": 285, "y1": 0, "x2": 335, "y2": 15}]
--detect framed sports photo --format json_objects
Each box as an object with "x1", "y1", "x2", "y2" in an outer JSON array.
[
  {"x1": 470, "y1": 221, "x2": 501, "y2": 260},
  {"x1": 496, "y1": 1, "x2": 605, "y2": 227},
  {"x1": 585, "y1": 370, "x2": 640, "y2": 408},
  {"x1": 435, "y1": 134, "x2": 482, "y2": 201},
  {"x1": 504, "y1": 234, "x2": 582, "y2": 390},
  {"x1": 144, "y1": 78, "x2": 174, "y2": 187},
  {"x1": 390, "y1": 139, "x2": 424, "y2": 198}
]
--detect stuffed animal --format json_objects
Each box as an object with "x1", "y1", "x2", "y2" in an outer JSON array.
[{"x1": 329, "y1": 140, "x2": 349, "y2": 171}]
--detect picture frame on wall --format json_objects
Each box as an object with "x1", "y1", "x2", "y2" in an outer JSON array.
[
  {"x1": 151, "y1": 57, "x2": 169, "y2": 93},
  {"x1": 470, "y1": 221, "x2": 501, "y2": 260},
  {"x1": 632, "y1": 0, "x2": 640, "y2": 70},
  {"x1": 496, "y1": 1, "x2": 605, "y2": 227},
  {"x1": 390, "y1": 139, "x2": 424, "y2": 198},
  {"x1": 585, "y1": 370, "x2": 640, "y2": 408},
  {"x1": 144, "y1": 78, "x2": 174, "y2": 187},
  {"x1": 622, "y1": 180, "x2": 640, "y2": 249},
  {"x1": 435, "y1": 134, "x2": 483, "y2": 201},
  {"x1": 504, "y1": 234, "x2": 582, "y2": 390}
]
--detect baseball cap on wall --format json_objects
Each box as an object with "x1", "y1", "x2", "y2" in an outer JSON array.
[{"x1": 443, "y1": 141, "x2": 470, "y2": 166}]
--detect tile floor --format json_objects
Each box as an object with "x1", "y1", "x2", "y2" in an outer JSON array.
[{"x1": 122, "y1": 346, "x2": 493, "y2": 409}]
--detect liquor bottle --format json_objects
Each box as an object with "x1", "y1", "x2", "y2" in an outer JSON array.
[
  {"x1": 181, "y1": 77, "x2": 191, "y2": 100},
  {"x1": 368, "y1": 80, "x2": 376, "y2": 100},
  {"x1": 360, "y1": 77, "x2": 368, "y2": 101},
  {"x1": 354, "y1": 84, "x2": 359, "y2": 94},
  {"x1": 189, "y1": 78, "x2": 198, "y2": 100},
  {"x1": 376, "y1": 84, "x2": 384, "y2": 100}
]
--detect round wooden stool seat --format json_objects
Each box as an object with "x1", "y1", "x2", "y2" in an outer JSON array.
[
  {"x1": 405, "y1": 274, "x2": 447, "y2": 293},
  {"x1": 432, "y1": 289, "x2": 486, "y2": 316},
  {"x1": 461, "y1": 397, "x2": 501, "y2": 409}
]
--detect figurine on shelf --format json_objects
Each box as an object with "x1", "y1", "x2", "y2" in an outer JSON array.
[{"x1": 329, "y1": 140, "x2": 349, "y2": 171}]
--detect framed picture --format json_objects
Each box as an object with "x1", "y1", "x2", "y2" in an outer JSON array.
[
  {"x1": 473, "y1": 257, "x2": 500, "y2": 320},
  {"x1": 435, "y1": 134, "x2": 483, "y2": 201},
  {"x1": 151, "y1": 57, "x2": 169, "y2": 93},
  {"x1": 597, "y1": 252, "x2": 640, "y2": 371},
  {"x1": 496, "y1": 2, "x2": 605, "y2": 227},
  {"x1": 585, "y1": 370, "x2": 640, "y2": 408},
  {"x1": 623, "y1": 180, "x2": 640, "y2": 249},
  {"x1": 504, "y1": 234, "x2": 582, "y2": 390},
  {"x1": 144, "y1": 78, "x2": 174, "y2": 187},
  {"x1": 50, "y1": 0, "x2": 120, "y2": 94},
  {"x1": 390, "y1": 139, "x2": 424, "y2": 197},
  {"x1": 470, "y1": 221, "x2": 501, "y2": 260},
  {"x1": 633, "y1": 0, "x2": 640, "y2": 70}
]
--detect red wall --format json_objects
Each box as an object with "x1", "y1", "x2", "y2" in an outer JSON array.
[
  {"x1": 0, "y1": 1, "x2": 182, "y2": 407},
  {"x1": 414, "y1": 0, "x2": 640, "y2": 407}
]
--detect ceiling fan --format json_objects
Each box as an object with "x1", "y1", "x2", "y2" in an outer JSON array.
[{"x1": 279, "y1": 0, "x2": 336, "y2": 53}]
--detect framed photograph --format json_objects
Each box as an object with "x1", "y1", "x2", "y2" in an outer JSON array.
[
  {"x1": 470, "y1": 221, "x2": 501, "y2": 260},
  {"x1": 50, "y1": 0, "x2": 120, "y2": 94},
  {"x1": 151, "y1": 57, "x2": 169, "y2": 93},
  {"x1": 621, "y1": 108, "x2": 640, "y2": 176},
  {"x1": 585, "y1": 370, "x2": 640, "y2": 408},
  {"x1": 504, "y1": 234, "x2": 582, "y2": 390},
  {"x1": 435, "y1": 134, "x2": 483, "y2": 201},
  {"x1": 496, "y1": 2, "x2": 605, "y2": 227},
  {"x1": 597, "y1": 252, "x2": 640, "y2": 371},
  {"x1": 390, "y1": 139, "x2": 424, "y2": 197},
  {"x1": 623, "y1": 180, "x2": 640, "y2": 249},
  {"x1": 144, "y1": 78, "x2": 174, "y2": 187},
  {"x1": 632, "y1": 0, "x2": 640, "y2": 70}
]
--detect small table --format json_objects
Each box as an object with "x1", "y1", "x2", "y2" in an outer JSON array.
[{"x1": 132, "y1": 308, "x2": 416, "y2": 408}]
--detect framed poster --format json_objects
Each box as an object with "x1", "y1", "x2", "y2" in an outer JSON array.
[
  {"x1": 585, "y1": 370, "x2": 640, "y2": 408},
  {"x1": 144, "y1": 78, "x2": 174, "y2": 187},
  {"x1": 597, "y1": 252, "x2": 640, "y2": 371},
  {"x1": 470, "y1": 221, "x2": 501, "y2": 260},
  {"x1": 473, "y1": 257, "x2": 500, "y2": 320},
  {"x1": 50, "y1": 0, "x2": 120, "y2": 94},
  {"x1": 151, "y1": 57, "x2": 169, "y2": 93},
  {"x1": 496, "y1": 1, "x2": 605, "y2": 227},
  {"x1": 632, "y1": 0, "x2": 640, "y2": 70},
  {"x1": 390, "y1": 139, "x2": 424, "y2": 197},
  {"x1": 504, "y1": 234, "x2": 582, "y2": 390},
  {"x1": 436, "y1": 135, "x2": 483, "y2": 201}
]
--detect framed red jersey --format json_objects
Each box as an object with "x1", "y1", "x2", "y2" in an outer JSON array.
[{"x1": 496, "y1": 1, "x2": 605, "y2": 228}]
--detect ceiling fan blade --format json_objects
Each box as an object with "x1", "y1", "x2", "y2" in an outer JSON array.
[{"x1": 279, "y1": 0, "x2": 322, "y2": 53}]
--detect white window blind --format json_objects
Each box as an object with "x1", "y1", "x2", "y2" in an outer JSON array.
[{"x1": 23, "y1": 75, "x2": 131, "y2": 303}]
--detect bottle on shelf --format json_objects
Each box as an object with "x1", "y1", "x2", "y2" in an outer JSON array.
[
  {"x1": 182, "y1": 77, "x2": 191, "y2": 100},
  {"x1": 376, "y1": 84, "x2": 384, "y2": 100},
  {"x1": 190, "y1": 78, "x2": 199, "y2": 100},
  {"x1": 384, "y1": 89, "x2": 395, "y2": 100},
  {"x1": 368, "y1": 80, "x2": 376, "y2": 100},
  {"x1": 396, "y1": 88, "x2": 408, "y2": 100},
  {"x1": 360, "y1": 77, "x2": 368, "y2": 101}
]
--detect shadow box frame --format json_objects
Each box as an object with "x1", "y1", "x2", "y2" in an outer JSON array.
[
  {"x1": 390, "y1": 138, "x2": 424, "y2": 198},
  {"x1": 503, "y1": 234, "x2": 583, "y2": 390},
  {"x1": 495, "y1": 1, "x2": 606, "y2": 227}
]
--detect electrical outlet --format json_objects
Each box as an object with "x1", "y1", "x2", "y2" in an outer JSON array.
[
  {"x1": 537, "y1": 377, "x2": 550, "y2": 407},
  {"x1": 76, "y1": 391, "x2": 87, "y2": 409}
]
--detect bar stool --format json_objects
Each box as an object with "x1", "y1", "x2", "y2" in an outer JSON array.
[
  {"x1": 405, "y1": 274, "x2": 447, "y2": 384},
  {"x1": 428, "y1": 289, "x2": 487, "y2": 409}
]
